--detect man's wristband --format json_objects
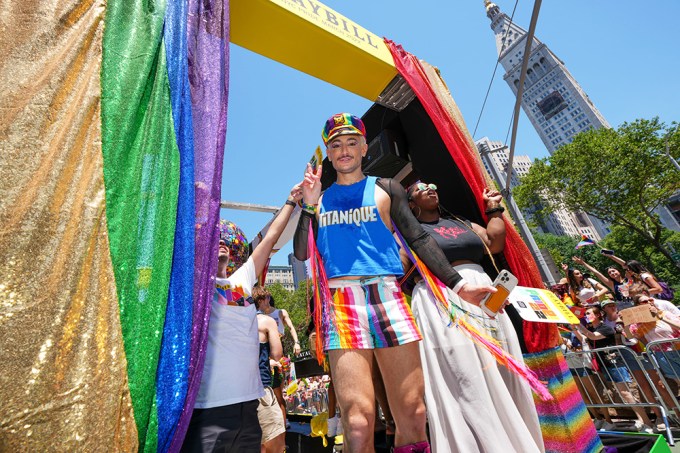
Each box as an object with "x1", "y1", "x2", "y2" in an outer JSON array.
[
  {"x1": 485, "y1": 206, "x2": 505, "y2": 215},
  {"x1": 285, "y1": 199, "x2": 296, "y2": 207},
  {"x1": 301, "y1": 201, "x2": 317, "y2": 214}
]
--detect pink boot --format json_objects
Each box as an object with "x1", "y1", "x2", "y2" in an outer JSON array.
[{"x1": 393, "y1": 441, "x2": 430, "y2": 453}]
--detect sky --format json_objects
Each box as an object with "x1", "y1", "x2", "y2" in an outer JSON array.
[{"x1": 222, "y1": 0, "x2": 680, "y2": 266}]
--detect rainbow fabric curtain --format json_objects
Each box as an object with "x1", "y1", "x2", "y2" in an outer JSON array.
[{"x1": 0, "y1": 0, "x2": 229, "y2": 451}]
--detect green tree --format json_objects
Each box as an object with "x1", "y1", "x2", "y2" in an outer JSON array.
[
  {"x1": 267, "y1": 281, "x2": 313, "y2": 355},
  {"x1": 599, "y1": 225, "x2": 680, "y2": 289},
  {"x1": 533, "y1": 232, "x2": 610, "y2": 280},
  {"x1": 533, "y1": 228, "x2": 680, "y2": 290},
  {"x1": 515, "y1": 118, "x2": 680, "y2": 269}
]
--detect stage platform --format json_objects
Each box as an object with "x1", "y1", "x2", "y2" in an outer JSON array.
[
  {"x1": 600, "y1": 431, "x2": 672, "y2": 452},
  {"x1": 286, "y1": 413, "x2": 676, "y2": 452}
]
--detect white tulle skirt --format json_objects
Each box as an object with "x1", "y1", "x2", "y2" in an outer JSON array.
[{"x1": 411, "y1": 263, "x2": 544, "y2": 453}]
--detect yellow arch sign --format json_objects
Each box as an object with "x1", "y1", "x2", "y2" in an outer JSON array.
[{"x1": 231, "y1": 0, "x2": 397, "y2": 100}]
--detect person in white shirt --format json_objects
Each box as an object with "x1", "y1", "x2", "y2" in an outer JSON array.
[{"x1": 181, "y1": 183, "x2": 302, "y2": 453}]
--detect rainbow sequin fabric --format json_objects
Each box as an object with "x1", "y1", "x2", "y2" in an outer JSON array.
[{"x1": 523, "y1": 347, "x2": 603, "y2": 453}]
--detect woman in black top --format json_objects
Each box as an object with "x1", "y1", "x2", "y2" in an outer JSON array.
[{"x1": 403, "y1": 182, "x2": 543, "y2": 453}]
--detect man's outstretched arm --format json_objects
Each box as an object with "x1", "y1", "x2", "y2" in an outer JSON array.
[
  {"x1": 293, "y1": 163, "x2": 322, "y2": 261},
  {"x1": 251, "y1": 183, "x2": 303, "y2": 277}
]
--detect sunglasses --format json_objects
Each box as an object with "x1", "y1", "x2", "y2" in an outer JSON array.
[{"x1": 415, "y1": 183, "x2": 437, "y2": 192}]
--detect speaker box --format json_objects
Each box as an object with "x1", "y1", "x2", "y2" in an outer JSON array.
[
  {"x1": 293, "y1": 357, "x2": 325, "y2": 379},
  {"x1": 362, "y1": 129, "x2": 410, "y2": 178}
]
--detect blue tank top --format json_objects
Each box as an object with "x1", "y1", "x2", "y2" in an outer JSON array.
[
  {"x1": 259, "y1": 341, "x2": 272, "y2": 387},
  {"x1": 317, "y1": 176, "x2": 403, "y2": 278}
]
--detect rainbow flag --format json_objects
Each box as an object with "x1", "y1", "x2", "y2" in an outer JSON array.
[
  {"x1": 0, "y1": 0, "x2": 230, "y2": 451},
  {"x1": 575, "y1": 235, "x2": 596, "y2": 249}
]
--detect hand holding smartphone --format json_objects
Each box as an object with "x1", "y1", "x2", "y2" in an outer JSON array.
[
  {"x1": 600, "y1": 249, "x2": 614, "y2": 256},
  {"x1": 480, "y1": 270, "x2": 518, "y2": 317}
]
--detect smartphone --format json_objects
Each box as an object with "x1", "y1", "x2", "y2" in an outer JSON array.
[
  {"x1": 480, "y1": 270, "x2": 518, "y2": 317},
  {"x1": 309, "y1": 146, "x2": 323, "y2": 171},
  {"x1": 600, "y1": 249, "x2": 614, "y2": 256}
]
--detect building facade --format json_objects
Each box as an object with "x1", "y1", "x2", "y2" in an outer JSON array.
[
  {"x1": 476, "y1": 137, "x2": 609, "y2": 240},
  {"x1": 485, "y1": 1, "x2": 609, "y2": 154},
  {"x1": 264, "y1": 265, "x2": 296, "y2": 291},
  {"x1": 484, "y1": 1, "x2": 613, "y2": 240}
]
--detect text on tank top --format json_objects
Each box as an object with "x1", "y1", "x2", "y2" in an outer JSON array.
[{"x1": 317, "y1": 176, "x2": 403, "y2": 278}]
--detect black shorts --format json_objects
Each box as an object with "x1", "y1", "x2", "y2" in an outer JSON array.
[{"x1": 181, "y1": 400, "x2": 262, "y2": 453}]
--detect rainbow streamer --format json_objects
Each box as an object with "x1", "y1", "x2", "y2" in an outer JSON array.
[
  {"x1": 307, "y1": 222, "x2": 333, "y2": 364},
  {"x1": 393, "y1": 228, "x2": 553, "y2": 401},
  {"x1": 524, "y1": 347, "x2": 602, "y2": 453},
  {"x1": 396, "y1": 229, "x2": 456, "y2": 326}
]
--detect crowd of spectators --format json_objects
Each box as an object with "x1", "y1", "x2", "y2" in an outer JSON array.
[{"x1": 554, "y1": 251, "x2": 679, "y2": 434}]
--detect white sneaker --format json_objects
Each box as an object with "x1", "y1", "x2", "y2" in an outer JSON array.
[
  {"x1": 592, "y1": 419, "x2": 605, "y2": 430},
  {"x1": 327, "y1": 416, "x2": 339, "y2": 438},
  {"x1": 601, "y1": 422, "x2": 617, "y2": 431},
  {"x1": 633, "y1": 420, "x2": 653, "y2": 434}
]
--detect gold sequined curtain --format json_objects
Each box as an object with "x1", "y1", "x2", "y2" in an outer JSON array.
[{"x1": 0, "y1": 0, "x2": 138, "y2": 450}]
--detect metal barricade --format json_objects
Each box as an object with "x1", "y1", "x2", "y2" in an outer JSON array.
[
  {"x1": 646, "y1": 339, "x2": 680, "y2": 422},
  {"x1": 565, "y1": 344, "x2": 675, "y2": 444}
]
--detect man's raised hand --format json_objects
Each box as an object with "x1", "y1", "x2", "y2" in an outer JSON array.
[{"x1": 302, "y1": 163, "x2": 322, "y2": 205}]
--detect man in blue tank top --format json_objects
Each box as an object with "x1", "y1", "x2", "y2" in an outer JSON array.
[
  {"x1": 254, "y1": 285, "x2": 286, "y2": 453},
  {"x1": 294, "y1": 113, "x2": 495, "y2": 453}
]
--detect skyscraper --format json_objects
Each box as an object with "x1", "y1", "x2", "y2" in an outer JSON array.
[
  {"x1": 485, "y1": 1, "x2": 610, "y2": 154},
  {"x1": 484, "y1": 1, "x2": 611, "y2": 240},
  {"x1": 476, "y1": 137, "x2": 586, "y2": 238}
]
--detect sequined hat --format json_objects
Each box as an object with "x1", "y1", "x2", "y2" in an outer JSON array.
[
  {"x1": 218, "y1": 220, "x2": 249, "y2": 277},
  {"x1": 321, "y1": 113, "x2": 366, "y2": 145}
]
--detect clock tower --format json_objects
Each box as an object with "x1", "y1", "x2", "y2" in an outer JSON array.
[{"x1": 485, "y1": 1, "x2": 610, "y2": 154}]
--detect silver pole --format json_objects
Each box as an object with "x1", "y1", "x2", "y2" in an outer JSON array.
[{"x1": 505, "y1": 0, "x2": 542, "y2": 193}]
